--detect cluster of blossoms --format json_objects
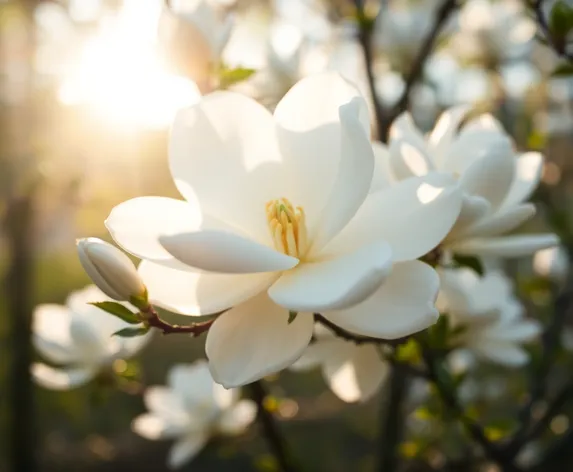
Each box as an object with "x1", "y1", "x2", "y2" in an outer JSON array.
[{"x1": 31, "y1": 70, "x2": 560, "y2": 467}]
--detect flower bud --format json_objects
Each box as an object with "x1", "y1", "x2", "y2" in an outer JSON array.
[{"x1": 77, "y1": 238, "x2": 146, "y2": 303}]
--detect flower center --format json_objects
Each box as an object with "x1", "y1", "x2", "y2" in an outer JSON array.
[{"x1": 266, "y1": 198, "x2": 308, "y2": 258}]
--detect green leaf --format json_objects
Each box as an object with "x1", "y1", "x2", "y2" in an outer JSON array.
[
  {"x1": 452, "y1": 254, "x2": 484, "y2": 276},
  {"x1": 550, "y1": 1, "x2": 573, "y2": 40},
  {"x1": 90, "y1": 302, "x2": 140, "y2": 324},
  {"x1": 219, "y1": 66, "x2": 256, "y2": 89},
  {"x1": 288, "y1": 311, "x2": 298, "y2": 324},
  {"x1": 113, "y1": 326, "x2": 149, "y2": 338},
  {"x1": 552, "y1": 61, "x2": 573, "y2": 76}
]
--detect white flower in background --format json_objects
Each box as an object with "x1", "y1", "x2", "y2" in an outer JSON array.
[
  {"x1": 455, "y1": 0, "x2": 536, "y2": 63},
  {"x1": 133, "y1": 360, "x2": 256, "y2": 469},
  {"x1": 159, "y1": 0, "x2": 234, "y2": 91},
  {"x1": 376, "y1": 106, "x2": 558, "y2": 259},
  {"x1": 290, "y1": 325, "x2": 388, "y2": 403},
  {"x1": 533, "y1": 245, "x2": 569, "y2": 284},
  {"x1": 106, "y1": 73, "x2": 462, "y2": 387},
  {"x1": 438, "y1": 268, "x2": 542, "y2": 367},
  {"x1": 32, "y1": 285, "x2": 152, "y2": 390}
]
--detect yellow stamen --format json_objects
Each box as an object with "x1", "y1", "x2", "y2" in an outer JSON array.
[{"x1": 266, "y1": 198, "x2": 308, "y2": 259}]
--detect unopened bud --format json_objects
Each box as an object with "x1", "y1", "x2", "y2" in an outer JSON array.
[{"x1": 77, "y1": 238, "x2": 147, "y2": 303}]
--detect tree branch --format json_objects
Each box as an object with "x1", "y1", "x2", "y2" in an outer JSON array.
[
  {"x1": 314, "y1": 313, "x2": 409, "y2": 346},
  {"x1": 531, "y1": 0, "x2": 573, "y2": 62},
  {"x1": 249, "y1": 381, "x2": 298, "y2": 472},
  {"x1": 377, "y1": 0, "x2": 459, "y2": 138},
  {"x1": 375, "y1": 366, "x2": 409, "y2": 472},
  {"x1": 141, "y1": 305, "x2": 215, "y2": 335},
  {"x1": 421, "y1": 345, "x2": 522, "y2": 472}
]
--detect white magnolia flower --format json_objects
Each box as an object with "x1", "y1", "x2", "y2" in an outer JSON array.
[
  {"x1": 106, "y1": 73, "x2": 462, "y2": 387},
  {"x1": 159, "y1": 0, "x2": 233, "y2": 91},
  {"x1": 32, "y1": 285, "x2": 152, "y2": 390},
  {"x1": 133, "y1": 360, "x2": 256, "y2": 469},
  {"x1": 438, "y1": 268, "x2": 542, "y2": 367},
  {"x1": 290, "y1": 325, "x2": 388, "y2": 403},
  {"x1": 376, "y1": 106, "x2": 558, "y2": 259}
]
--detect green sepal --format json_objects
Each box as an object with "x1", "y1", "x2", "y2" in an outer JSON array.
[{"x1": 288, "y1": 311, "x2": 298, "y2": 324}]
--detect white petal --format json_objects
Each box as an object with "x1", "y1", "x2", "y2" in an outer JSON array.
[
  {"x1": 323, "y1": 344, "x2": 389, "y2": 403},
  {"x1": 169, "y1": 91, "x2": 284, "y2": 240},
  {"x1": 472, "y1": 341, "x2": 530, "y2": 367},
  {"x1": 322, "y1": 173, "x2": 462, "y2": 262},
  {"x1": 486, "y1": 320, "x2": 542, "y2": 342},
  {"x1": 310, "y1": 98, "x2": 374, "y2": 251},
  {"x1": 389, "y1": 136, "x2": 435, "y2": 180},
  {"x1": 70, "y1": 317, "x2": 106, "y2": 360},
  {"x1": 139, "y1": 261, "x2": 276, "y2": 315},
  {"x1": 132, "y1": 414, "x2": 189, "y2": 440},
  {"x1": 442, "y1": 129, "x2": 510, "y2": 173},
  {"x1": 105, "y1": 197, "x2": 205, "y2": 267},
  {"x1": 457, "y1": 144, "x2": 515, "y2": 211},
  {"x1": 167, "y1": 362, "x2": 225, "y2": 420},
  {"x1": 428, "y1": 105, "x2": 470, "y2": 163},
  {"x1": 450, "y1": 234, "x2": 559, "y2": 257},
  {"x1": 205, "y1": 293, "x2": 314, "y2": 388},
  {"x1": 502, "y1": 152, "x2": 544, "y2": 208},
  {"x1": 31, "y1": 363, "x2": 95, "y2": 390},
  {"x1": 447, "y1": 195, "x2": 491, "y2": 239},
  {"x1": 144, "y1": 386, "x2": 189, "y2": 422},
  {"x1": 160, "y1": 230, "x2": 298, "y2": 274},
  {"x1": 459, "y1": 204, "x2": 536, "y2": 239},
  {"x1": 274, "y1": 72, "x2": 368, "y2": 133},
  {"x1": 322, "y1": 261, "x2": 440, "y2": 339},
  {"x1": 167, "y1": 433, "x2": 209, "y2": 469},
  {"x1": 32, "y1": 304, "x2": 76, "y2": 364},
  {"x1": 273, "y1": 73, "x2": 367, "y2": 236},
  {"x1": 389, "y1": 112, "x2": 429, "y2": 155},
  {"x1": 371, "y1": 141, "x2": 394, "y2": 191},
  {"x1": 269, "y1": 241, "x2": 393, "y2": 312},
  {"x1": 217, "y1": 400, "x2": 257, "y2": 435},
  {"x1": 290, "y1": 339, "x2": 341, "y2": 372}
]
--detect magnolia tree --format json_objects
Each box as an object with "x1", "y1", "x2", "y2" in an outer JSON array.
[{"x1": 29, "y1": 0, "x2": 573, "y2": 470}]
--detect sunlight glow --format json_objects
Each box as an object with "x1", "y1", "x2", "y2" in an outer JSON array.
[{"x1": 58, "y1": 0, "x2": 201, "y2": 130}]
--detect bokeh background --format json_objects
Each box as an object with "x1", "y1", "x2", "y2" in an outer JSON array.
[{"x1": 1, "y1": 0, "x2": 573, "y2": 471}]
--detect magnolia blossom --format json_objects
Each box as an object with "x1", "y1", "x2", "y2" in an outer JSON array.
[
  {"x1": 290, "y1": 325, "x2": 388, "y2": 402},
  {"x1": 106, "y1": 73, "x2": 462, "y2": 387},
  {"x1": 32, "y1": 285, "x2": 152, "y2": 390},
  {"x1": 438, "y1": 268, "x2": 541, "y2": 366},
  {"x1": 159, "y1": 0, "x2": 233, "y2": 91},
  {"x1": 133, "y1": 360, "x2": 255, "y2": 469},
  {"x1": 376, "y1": 106, "x2": 558, "y2": 259}
]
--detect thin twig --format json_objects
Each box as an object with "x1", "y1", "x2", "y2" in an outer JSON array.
[
  {"x1": 141, "y1": 305, "x2": 215, "y2": 335},
  {"x1": 532, "y1": 0, "x2": 573, "y2": 62},
  {"x1": 249, "y1": 381, "x2": 298, "y2": 472},
  {"x1": 378, "y1": 0, "x2": 459, "y2": 138},
  {"x1": 375, "y1": 366, "x2": 409, "y2": 472},
  {"x1": 314, "y1": 313, "x2": 409, "y2": 346},
  {"x1": 421, "y1": 345, "x2": 522, "y2": 472},
  {"x1": 353, "y1": 0, "x2": 385, "y2": 140}
]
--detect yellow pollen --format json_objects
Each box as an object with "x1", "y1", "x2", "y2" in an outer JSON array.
[{"x1": 266, "y1": 198, "x2": 307, "y2": 258}]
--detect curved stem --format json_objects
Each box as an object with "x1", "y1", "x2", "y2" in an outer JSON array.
[
  {"x1": 249, "y1": 381, "x2": 298, "y2": 472},
  {"x1": 141, "y1": 305, "x2": 215, "y2": 335}
]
